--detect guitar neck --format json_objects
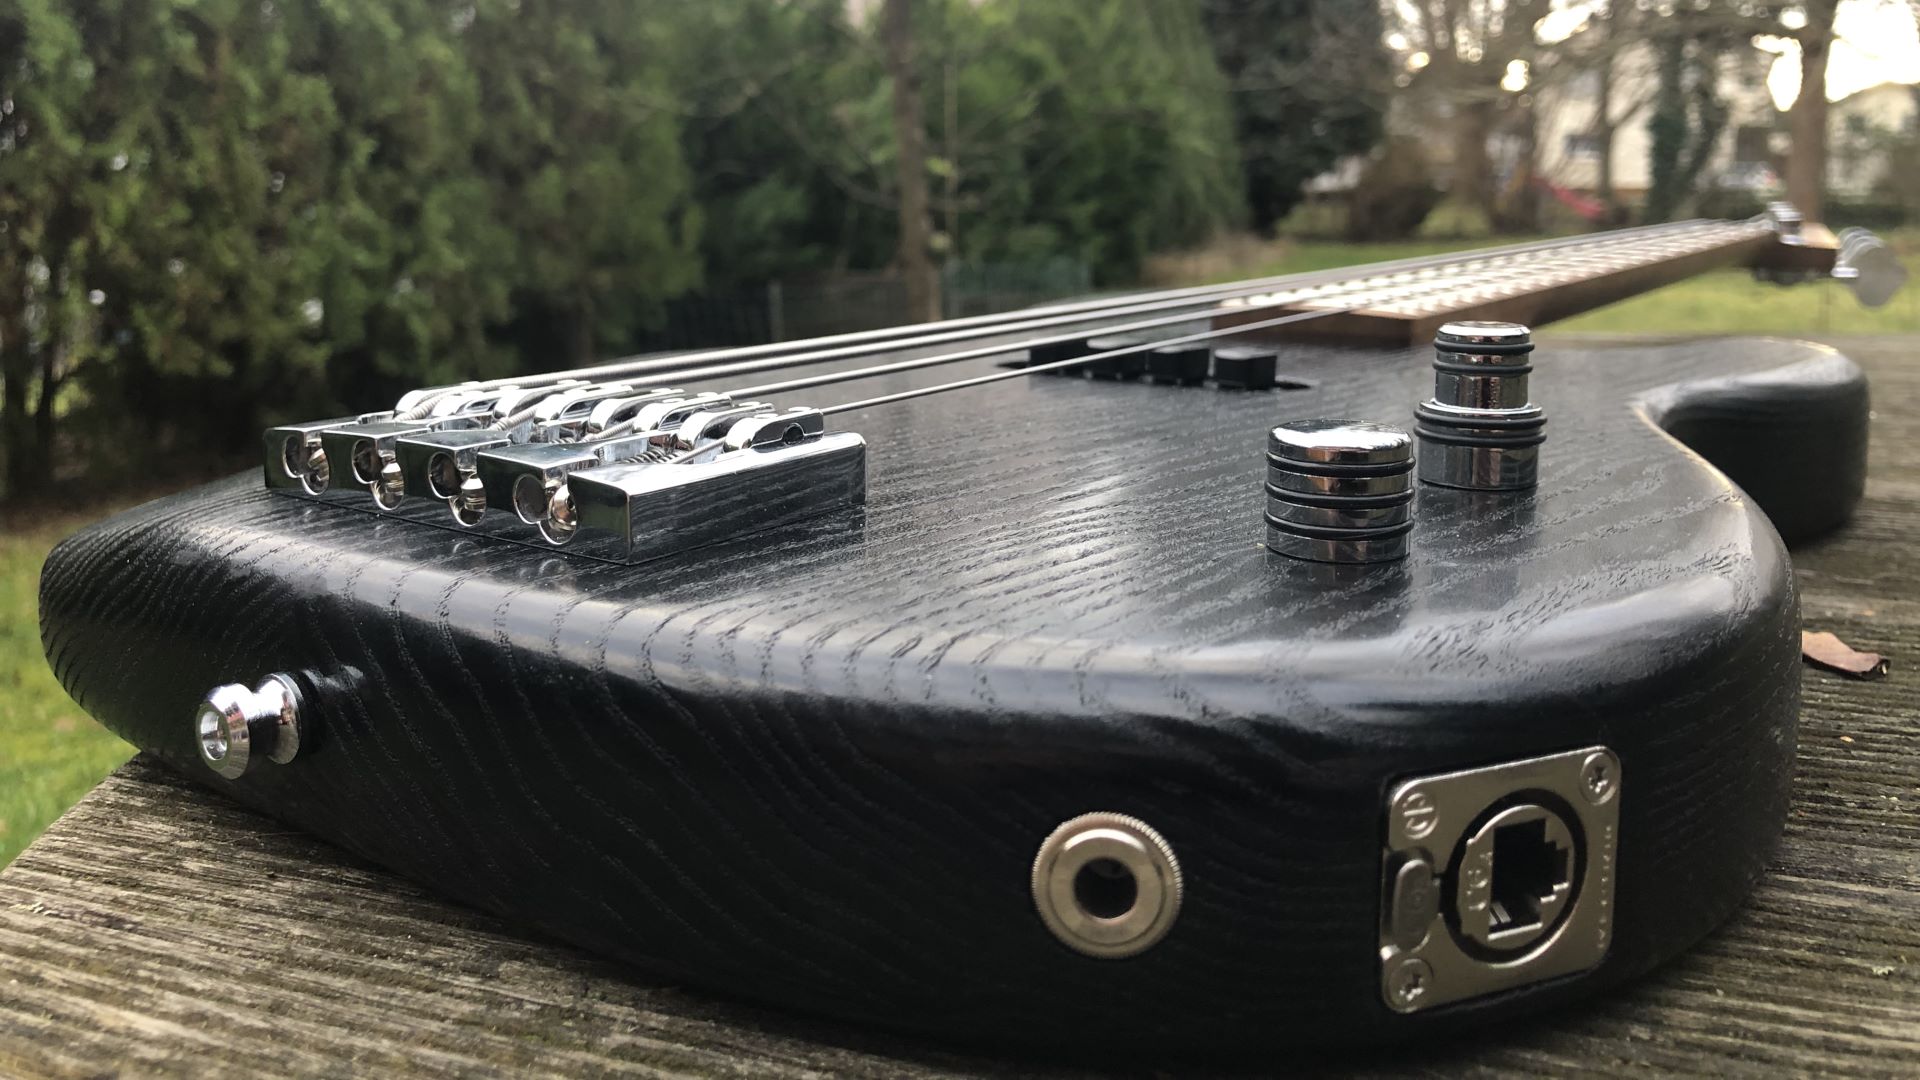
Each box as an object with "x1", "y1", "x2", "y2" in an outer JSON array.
[{"x1": 1213, "y1": 219, "x2": 1838, "y2": 346}]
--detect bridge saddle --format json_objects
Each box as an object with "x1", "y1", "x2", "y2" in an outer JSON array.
[{"x1": 265, "y1": 385, "x2": 865, "y2": 563}]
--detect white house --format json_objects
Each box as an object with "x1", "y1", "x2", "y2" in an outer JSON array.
[
  {"x1": 1533, "y1": 40, "x2": 1779, "y2": 200},
  {"x1": 1826, "y1": 81, "x2": 1918, "y2": 195}
]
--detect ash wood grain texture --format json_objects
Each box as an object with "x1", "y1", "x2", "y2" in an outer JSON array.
[{"x1": 5, "y1": 334, "x2": 1911, "y2": 1076}]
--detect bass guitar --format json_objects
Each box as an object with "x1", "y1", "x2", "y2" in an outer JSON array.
[{"x1": 39, "y1": 208, "x2": 1902, "y2": 1057}]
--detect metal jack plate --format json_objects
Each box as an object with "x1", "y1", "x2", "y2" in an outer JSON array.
[{"x1": 1378, "y1": 746, "x2": 1620, "y2": 1014}]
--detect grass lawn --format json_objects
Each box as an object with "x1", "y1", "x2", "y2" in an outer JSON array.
[
  {"x1": 1240, "y1": 233, "x2": 1920, "y2": 337},
  {"x1": 1, "y1": 509, "x2": 135, "y2": 868}
]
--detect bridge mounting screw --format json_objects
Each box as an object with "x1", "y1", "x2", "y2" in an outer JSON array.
[{"x1": 1385, "y1": 956, "x2": 1435, "y2": 1009}]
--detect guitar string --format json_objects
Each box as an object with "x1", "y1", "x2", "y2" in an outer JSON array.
[
  {"x1": 496, "y1": 220, "x2": 1729, "y2": 405},
  {"x1": 815, "y1": 226, "x2": 1715, "y2": 416},
  {"x1": 512, "y1": 246, "x2": 1650, "y2": 528},
  {"x1": 582, "y1": 221, "x2": 1748, "y2": 437},
  {"x1": 775, "y1": 221, "x2": 1743, "y2": 409},
  {"x1": 463, "y1": 222, "x2": 1699, "y2": 427},
  {"x1": 357, "y1": 220, "x2": 1767, "y2": 525},
  {"x1": 402, "y1": 219, "x2": 1744, "y2": 420}
]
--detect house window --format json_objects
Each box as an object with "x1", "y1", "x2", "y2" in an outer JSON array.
[{"x1": 1564, "y1": 133, "x2": 1603, "y2": 158}]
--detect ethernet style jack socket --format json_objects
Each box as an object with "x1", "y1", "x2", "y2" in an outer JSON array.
[{"x1": 1378, "y1": 746, "x2": 1619, "y2": 1013}]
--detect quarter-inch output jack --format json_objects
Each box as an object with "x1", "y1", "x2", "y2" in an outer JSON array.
[{"x1": 1031, "y1": 812, "x2": 1182, "y2": 959}]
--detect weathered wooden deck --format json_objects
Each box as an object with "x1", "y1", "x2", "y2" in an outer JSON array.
[{"x1": 1, "y1": 334, "x2": 1915, "y2": 1077}]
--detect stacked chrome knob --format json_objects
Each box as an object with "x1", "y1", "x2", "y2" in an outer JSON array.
[
  {"x1": 1414, "y1": 321, "x2": 1546, "y2": 491},
  {"x1": 1265, "y1": 420, "x2": 1415, "y2": 564}
]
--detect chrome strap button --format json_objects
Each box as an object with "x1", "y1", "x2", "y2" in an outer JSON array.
[{"x1": 195, "y1": 674, "x2": 303, "y2": 779}]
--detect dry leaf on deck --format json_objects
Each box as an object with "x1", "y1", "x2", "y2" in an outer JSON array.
[{"x1": 1801, "y1": 630, "x2": 1891, "y2": 680}]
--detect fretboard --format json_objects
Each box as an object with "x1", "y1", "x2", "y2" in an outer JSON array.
[{"x1": 1212, "y1": 219, "x2": 1834, "y2": 345}]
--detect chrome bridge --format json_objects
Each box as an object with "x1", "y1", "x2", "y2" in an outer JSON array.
[{"x1": 264, "y1": 386, "x2": 866, "y2": 564}]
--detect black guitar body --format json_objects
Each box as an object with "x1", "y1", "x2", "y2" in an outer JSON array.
[{"x1": 40, "y1": 333, "x2": 1868, "y2": 1059}]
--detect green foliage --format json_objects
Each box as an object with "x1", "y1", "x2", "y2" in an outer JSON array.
[
  {"x1": 665, "y1": 0, "x2": 897, "y2": 286},
  {"x1": 0, "y1": 0, "x2": 1327, "y2": 500},
  {"x1": 1, "y1": 0, "x2": 703, "y2": 486},
  {"x1": 1201, "y1": 0, "x2": 1387, "y2": 233},
  {"x1": 921, "y1": 0, "x2": 1245, "y2": 282},
  {"x1": 1644, "y1": 31, "x2": 1733, "y2": 223}
]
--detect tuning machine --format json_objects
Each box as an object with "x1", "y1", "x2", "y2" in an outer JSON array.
[{"x1": 1832, "y1": 227, "x2": 1908, "y2": 308}]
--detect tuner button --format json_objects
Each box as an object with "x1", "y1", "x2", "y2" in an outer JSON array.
[
  {"x1": 1435, "y1": 320, "x2": 1533, "y2": 352},
  {"x1": 195, "y1": 674, "x2": 303, "y2": 779},
  {"x1": 1416, "y1": 321, "x2": 1547, "y2": 491}
]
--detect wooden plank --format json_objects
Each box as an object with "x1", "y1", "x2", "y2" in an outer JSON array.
[{"x1": 1, "y1": 335, "x2": 1917, "y2": 1077}]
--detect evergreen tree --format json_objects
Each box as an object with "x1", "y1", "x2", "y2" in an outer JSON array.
[
  {"x1": 934, "y1": 0, "x2": 1246, "y2": 281},
  {"x1": 1200, "y1": 0, "x2": 1387, "y2": 233}
]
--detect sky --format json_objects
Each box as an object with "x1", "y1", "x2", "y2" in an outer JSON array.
[
  {"x1": 1534, "y1": 0, "x2": 1920, "y2": 109},
  {"x1": 1760, "y1": 0, "x2": 1920, "y2": 108}
]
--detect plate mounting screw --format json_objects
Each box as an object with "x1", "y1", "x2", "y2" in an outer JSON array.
[
  {"x1": 1386, "y1": 956, "x2": 1435, "y2": 1009},
  {"x1": 1580, "y1": 752, "x2": 1618, "y2": 804},
  {"x1": 1395, "y1": 788, "x2": 1437, "y2": 840}
]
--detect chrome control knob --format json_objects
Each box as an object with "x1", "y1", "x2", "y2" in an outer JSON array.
[
  {"x1": 1264, "y1": 419, "x2": 1415, "y2": 564},
  {"x1": 195, "y1": 674, "x2": 302, "y2": 779},
  {"x1": 1415, "y1": 321, "x2": 1547, "y2": 491}
]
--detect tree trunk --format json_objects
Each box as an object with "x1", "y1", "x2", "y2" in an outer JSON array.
[
  {"x1": 882, "y1": 0, "x2": 940, "y2": 323},
  {"x1": 1497, "y1": 100, "x2": 1541, "y2": 233},
  {"x1": 1453, "y1": 99, "x2": 1496, "y2": 221},
  {"x1": 1, "y1": 295, "x2": 42, "y2": 501},
  {"x1": 1786, "y1": 0, "x2": 1839, "y2": 218},
  {"x1": 943, "y1": 56, "x2": 959, "y2": 261},
  {"x1": 1593, "y1": 13, "x2": 1619, "y2": 217}
]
